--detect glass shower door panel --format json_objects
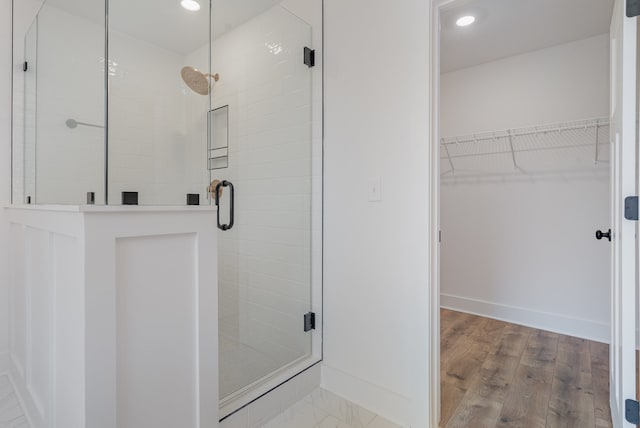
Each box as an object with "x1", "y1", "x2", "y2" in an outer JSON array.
[
  {"x1": 35, "y1": 0, "x2": 106, "y2": 204},
  {"x1": 108, "y1": 0, "x2": 211, "y2": 206},
  {"x1": 23, "y1": 21, "x2": 37, "y2": 204},
  {"x1": 214, "y1": 5, "x2": 313, "y2": 400}
]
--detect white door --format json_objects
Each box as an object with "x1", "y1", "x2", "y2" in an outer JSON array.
[{"x1": 610, "y1": 0, "x2": 638, "y2": 426}]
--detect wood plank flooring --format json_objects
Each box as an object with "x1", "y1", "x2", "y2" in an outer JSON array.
[{"x1": 440, "y1": 309, "x2": 613, "y2": 428}]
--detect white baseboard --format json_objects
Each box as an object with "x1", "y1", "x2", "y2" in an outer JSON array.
[
  {"x1": 320, "y1": 363, "x2": 409, "y2": 427},
  {"x1": 441, "y1": 293, "x2": 610, "y2": 344}
]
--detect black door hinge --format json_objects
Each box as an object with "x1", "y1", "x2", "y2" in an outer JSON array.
[
  {"x1": 625, "y1": 196, "x2": 638, "y2": 220},
  {"x1": 23, "y1": 61, "x2": 28, "y2": 72},
  {"x1": 303, "y1": 47, "x2": 315, "y2": 68},
  {"x1": 304, "y1": 312, "x2": 316, "y2": 332},
  {"x1": 626, "y1": 399, "x2": 639, "y2": 424},
  {"x1": 628, "y1": 0, "x2": 640, "y2": 17}
]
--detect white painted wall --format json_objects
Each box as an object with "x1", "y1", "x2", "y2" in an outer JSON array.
[
  {"x1": 440, "y1": 34, "x2": 610, "y2": 135},
  {"x1": 440, "y1": 34, "x2": 612, "y2": 343},
  {"x1": 322, "y1": 1, "x2": 431, "y2": 427}
]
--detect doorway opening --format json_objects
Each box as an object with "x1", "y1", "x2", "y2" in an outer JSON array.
[{"x1": 429, "y1": 0, "x2": 638, "y2": 426}]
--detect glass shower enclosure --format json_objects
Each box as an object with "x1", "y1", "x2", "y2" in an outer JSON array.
[{"x1": 12, "y1": 0, "x2": 321, "y2": 418}]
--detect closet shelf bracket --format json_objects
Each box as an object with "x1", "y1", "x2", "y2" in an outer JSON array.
[
  {"x1": 443, "y1": 142, "x2": 455, "y2": 175},
  {"x1": 507, "y1": 131, "x2": 519, "y2": 172}
]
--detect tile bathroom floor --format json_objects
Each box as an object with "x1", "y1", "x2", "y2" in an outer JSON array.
[
  {"x1": 0, "y1": 375, "x2": 28, "y2": 428},
  {"x1": 224, "y1": 388, "x2": 402, "y2": 428}
]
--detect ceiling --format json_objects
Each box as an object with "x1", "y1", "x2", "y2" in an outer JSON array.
[
  {"x1": 46, "y1": 0, "x2": 287, "y2": 54},
  {"x1": 440, "y1": 0, "x2": 614, "y2": 73}
]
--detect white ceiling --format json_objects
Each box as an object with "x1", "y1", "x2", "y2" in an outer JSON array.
[
  {"x1": 440, "y1": 0, "x2": 614, "y2": 73},
  {"x1": 46, "y1": 0, "x2": 288, "y2": 54}
]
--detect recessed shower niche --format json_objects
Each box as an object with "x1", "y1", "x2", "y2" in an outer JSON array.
[
  {"x1": 209, "y1": 105, "x2": 229, "y2": 170},
  {"x1": 11, "y1": 0, "x2": 322, "y2": 423}
]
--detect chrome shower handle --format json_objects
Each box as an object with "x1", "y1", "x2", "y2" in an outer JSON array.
[{"x1": 215, "y1": 180, "x2": 234, "y2": 231}]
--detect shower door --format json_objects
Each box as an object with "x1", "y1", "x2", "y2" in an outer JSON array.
[
  {"x1": 212, "y1": 5, "x2": 315, "y2": 406},
  {"x1": 23, "y1": 20, "x2": 37, "y2": 204}
]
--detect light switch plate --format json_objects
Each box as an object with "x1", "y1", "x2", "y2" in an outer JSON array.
[{"x1": 368, "y1": 178, "x2": 381, "y2": 202}]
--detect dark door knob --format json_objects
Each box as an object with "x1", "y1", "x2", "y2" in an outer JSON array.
[{"x1": 595, "y1": 229, "x2": 611, "y2": 242}]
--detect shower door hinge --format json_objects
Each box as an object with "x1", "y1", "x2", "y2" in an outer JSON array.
[
  {"x1": 303, "y1": 47, "x2": 315, "y2": 68},
  {"x1": 23, "y1": 61, "x2": 28, "y2": 72},
  {"x1": 628, "y1": 0, "x2": 640, "y2": 17},
  {"x1": 303, "y1": 312, "x2": 316, "y2": 332},
  {"x1": 625, "y1": 196, "x2": 638, "y2": 220},
  {"x1": 626, "y1": 399, "x2": 639, "y2": 424}
]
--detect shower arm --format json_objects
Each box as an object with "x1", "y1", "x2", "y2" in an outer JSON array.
[{"x1": 66, "y1": 119, "x2": 104, "y2": 129}]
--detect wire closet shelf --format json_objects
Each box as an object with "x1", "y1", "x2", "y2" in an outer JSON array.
[{"x1": 440, "y1": 117, "x2": 610, "y2": 176}]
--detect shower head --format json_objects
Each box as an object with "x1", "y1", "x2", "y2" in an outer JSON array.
[{"x1": 181, "y1": 66, "x2": 219, "y2": 95}]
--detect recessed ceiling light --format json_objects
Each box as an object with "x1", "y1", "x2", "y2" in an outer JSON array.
[
  {"x1": 456, "y1": 15, "x2": 476, "y2": 27},
  {"x1": 181, "y1": 0, "x2": 201, "y2": 11}
]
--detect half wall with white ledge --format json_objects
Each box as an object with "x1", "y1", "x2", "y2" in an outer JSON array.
[{"x1": 6, "y1": 205, "x2": 218, "y2": 428}]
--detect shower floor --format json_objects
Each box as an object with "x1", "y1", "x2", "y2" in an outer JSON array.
[{"x1": 219, "y1": 334, "x2": 285, "y2": 399}]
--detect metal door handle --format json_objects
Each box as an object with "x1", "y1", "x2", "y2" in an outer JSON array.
[
  {"x1": 215, "y1": 180, "x2": 234, "y2": 231},
  {"x1": 595, "y1": 229, "x2": 611, "y2": 242}
]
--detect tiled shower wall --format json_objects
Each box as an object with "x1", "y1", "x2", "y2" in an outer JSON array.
[
  {"x1": 16, "y1": 4, "x2": 209, "y2": 205},
  {"x1": 107, "y1": 23, "x2": 210, "y2": 206}
]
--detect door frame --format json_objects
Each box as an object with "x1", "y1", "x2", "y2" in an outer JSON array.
[
  {"x1": 608, "y1": 0, "x2": 638, "y2": 425},
  {"x1": 426, "y1": 1, "x2": 632, "y2": 427},
  {"x1": 427, "y1": 1, "x2": 453, "y2": 426}
]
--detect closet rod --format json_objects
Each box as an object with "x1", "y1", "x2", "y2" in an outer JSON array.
[{"x1": 440, "y1": 119, "x2": 608, "y2": 146}]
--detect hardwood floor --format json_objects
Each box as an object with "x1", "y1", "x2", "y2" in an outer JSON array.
[{"x1": 440, "y1": 309, "x2": 612, "y2": 428}]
